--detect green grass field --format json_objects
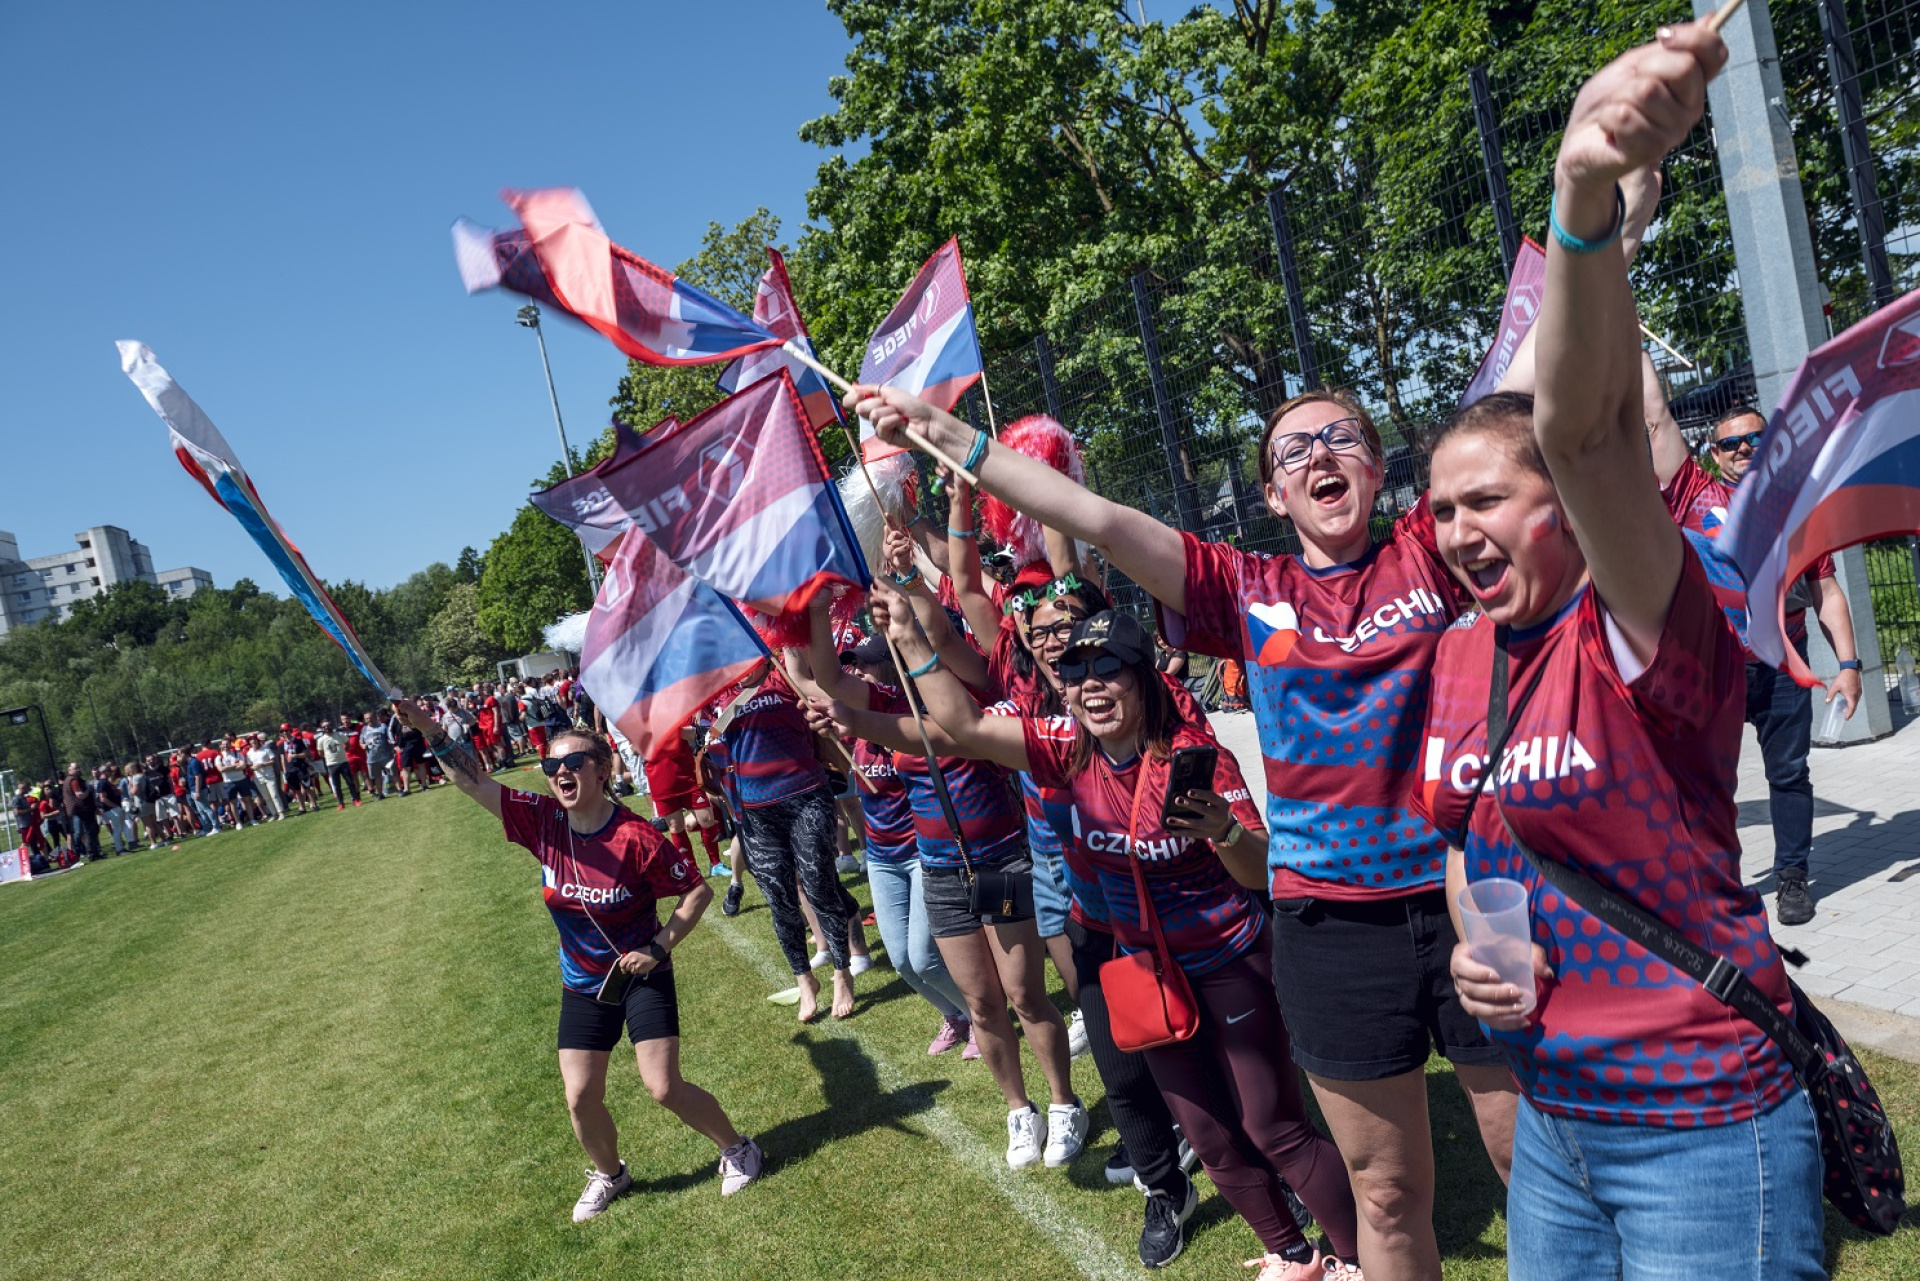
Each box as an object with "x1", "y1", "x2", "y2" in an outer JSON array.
[{"x1": 3, "y1": 775, "x2": 1916, "y2": 1280}]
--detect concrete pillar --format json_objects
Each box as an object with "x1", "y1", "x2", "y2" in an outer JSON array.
[{"x1": 1699, "y1": 0, "x2": 1892, "y2": 740}]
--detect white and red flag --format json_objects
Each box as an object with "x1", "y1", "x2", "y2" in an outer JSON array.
[
  {"x1": 856, "y1": 238, "x2": 984, "y2": 460},
  {"x1": 1461, "y1": 237, "x2": 1546, "y2": 406},
  {"x1": 717, "y1": 248, "x2": 841, "y2": 431}
]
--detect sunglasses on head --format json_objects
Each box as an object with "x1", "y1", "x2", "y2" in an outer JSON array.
[
  {"x1": 1055, "y1": 652, "x2": 1126, "y2": 684},
  {"x1": 1713, "y1": 430, "x2": 1764, "y2": 454},
  {"x1": 1003, "y1": 573, "x2": 1085, "y2": 616},
  {"x1": 540, "y1": 751, "x2": 593, "y2": 777}
]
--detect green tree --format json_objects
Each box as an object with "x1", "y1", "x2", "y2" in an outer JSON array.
[
  {"x1": 425, "y1": 582, "x2": 504, "y2": 684},
  {"x1": 453, "y1": 546, "x2": 484, "y2": 584},
  {"x1": 475, "y1": 485, "x2": 593, "y2": 656}
]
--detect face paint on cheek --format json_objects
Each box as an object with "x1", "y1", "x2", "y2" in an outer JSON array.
[{"x1": 1525, "y1": 507, "x2": 1561, "y2": 543}]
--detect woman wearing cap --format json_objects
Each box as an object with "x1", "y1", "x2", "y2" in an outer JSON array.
[
  {"x1": 848, "y1": 352, "x2": 1516, "y2": 1281},
  {"x1": 882, "y1": 602, "x2": 1361, "y2": 1280},
  {"x1": 1414, "y1": 25, "x2": 1822, "y2": 1278},
  {"x1": 389, "y1": 697, "x2": 763, "y2": 1218}
]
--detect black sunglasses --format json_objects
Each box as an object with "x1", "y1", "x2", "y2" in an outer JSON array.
[
  {"x1": 1056, "y1": 652, "x2": 1126, "y2": 684},
  {"x1": 540, "y1": 751, "x2": 593, "y2": 777},
  {"x1": 1713, "y1": 430, "x2": 1764, "y2": 454}
]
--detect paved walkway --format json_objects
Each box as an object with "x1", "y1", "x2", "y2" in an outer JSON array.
[{"x1": 1210, "y1": 699, "x2": 1920, "y2": 1047}]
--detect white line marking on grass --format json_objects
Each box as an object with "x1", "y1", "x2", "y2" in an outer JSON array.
[{"x1": 710, "y1": 919, "x2": 1137, "y2": 1281}]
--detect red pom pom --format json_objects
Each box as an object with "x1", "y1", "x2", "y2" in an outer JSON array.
[{"x1": 980, "y1": 416, "x2": 1082, "y2": 570}]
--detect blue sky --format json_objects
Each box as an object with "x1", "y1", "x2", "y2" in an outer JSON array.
[{"x1": 0, "y1": 1, "x2": 853, "y2": 590}]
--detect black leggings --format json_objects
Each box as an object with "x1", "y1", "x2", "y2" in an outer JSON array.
[
  {"x1": 1141, "y1": 930, "x2": 1358, "y2": 1258},
  {"x1": 736, "y1": 785, "x2": 857, "y2": 975},
  {"x1": 1067, "y1": 918, "x2": 1184, "y2": 1194},
  {"x1": 326, "y1": 763, "x2": 359, "y2": 803}
]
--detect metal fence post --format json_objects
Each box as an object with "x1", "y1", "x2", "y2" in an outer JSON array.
[
  {"x1": 1699, "y1": 0, "x2": 1890, "y2": 741},
  {"x1": 1264, "y1": 187, "x2": 1321, "y2": 391},
  {"x1": 1130, "y1": 272, "x2": 1203, "y2": 533},
  {"x1": 1816, "y1": 0, "x2": 1895, "y2": 310},
  {"x1": 1033, "y1": 334, "x2": 1066, "y2": 423},
  {"x1": 1468, "y1": 65, "x2": 1522, "y2": 275}
]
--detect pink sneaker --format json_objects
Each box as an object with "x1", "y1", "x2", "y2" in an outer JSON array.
[
  {"x1": 1244, "y1": 1251, "x2": 1325, "y2": 1281},
  {"x1": 962, "y1": 1023, "x2": 982, "y2": 1061},
  {"x1": 928, "y1": 1015, "x2": 971, "y2": 1056}
]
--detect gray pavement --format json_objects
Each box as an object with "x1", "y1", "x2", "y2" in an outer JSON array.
[{"x1": 1209, "y1": 700, "x2": 1920, "y2": 1059}]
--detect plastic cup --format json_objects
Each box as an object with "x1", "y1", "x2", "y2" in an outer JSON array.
[
  {"x1": 1457, "y1": 877, "x2": 1537, "y2": 1015},
  {"x1": 1818, "y1": 694, "x2": 1847, "y2": 743}
]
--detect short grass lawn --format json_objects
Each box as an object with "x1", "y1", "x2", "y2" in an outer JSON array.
[{"x1": 2, "y1": 772, "x2": 1916, "y2": 1279}]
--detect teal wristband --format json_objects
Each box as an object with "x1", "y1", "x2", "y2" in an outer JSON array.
[
  {"x1": 907, "y1": 653, "x2": 942, "y2": 679},
  {"x1": 1548, "y1": 184, "x2": 1625, "y2": 255},
  {"x1": 962, "y1": 429, "x2": 989, "y2": 472},
  {"x1": 947, "y1": 526, "x2": 975, "y2": 538},
  {"x1": 888, "y1": 567, "x2": 922, "y2": 588}
]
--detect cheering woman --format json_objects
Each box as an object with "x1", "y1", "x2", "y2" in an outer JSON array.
[
  {"x1": 1416, "y1": 23, "x2": 1824, "y2": 1278},
  {"x1": 879, "y1": 602, "x2": 1360, "y2": 1279},
  {"x1": 846, "y1": 371, "x2": 1515, "y2": 1281},
  {"x1": 390, "y1": 699, "x2": 762, "y2": 1220}
]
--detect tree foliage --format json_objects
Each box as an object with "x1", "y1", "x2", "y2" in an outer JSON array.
[{"x1": 474, "y1": 460, "x2": 593, "y2": 657}]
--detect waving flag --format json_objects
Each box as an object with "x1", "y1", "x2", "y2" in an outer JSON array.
[
  {"x1": 856, "y1": 238, "x2": 983, "y2": 460},
  {"x1": 450, "y1": 223, "x2": 567, "y2": 313},
  {"x1": 1724, "y1": 288, "x2": 1920, "y2": 683},
  {"x1": 117, "y1": 342, "x2": 399, "y2": 697},
  {"x1": 717, "y1": 248, "x2": 841, "y2": 431},
  {"x1": 1461, "y1": 237, "x2": 1546, "y2": 405},
  {"x1": 601, "y1": 371, "x2": 869, "y2": 618},
  {"x1": 453, "y1": 188, "x2": 782, "y2": 366},
  {"x1": 530, "y1": 420, "x2": 665, "y2": 565},
  {"x1": 579, "y1": 493, "x2": 770, "y2": 757}
]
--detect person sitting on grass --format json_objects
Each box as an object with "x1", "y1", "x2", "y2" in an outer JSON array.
[{"x1": 390, "y1": 698, "x2": 764, "y2": 1220}]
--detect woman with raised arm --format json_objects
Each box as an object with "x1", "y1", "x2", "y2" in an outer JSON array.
[
  {"x1": 389, "y1": 699, "x2": 762, "y2": 1220},
  {"x1": 858, "y1": 600, "x2": 1360, "y2": 1280},
  {"x1": 800, "y1": 582, "x2": 1087, "y2": 1174},
  {"x1": 849, "y1": 377, "x2": 1513, "y2": 1281},
  {"x1": 1410, "y1": 23, "x2": 1823, "y2": 1279}
]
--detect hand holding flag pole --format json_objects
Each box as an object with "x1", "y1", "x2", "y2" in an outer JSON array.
[{"x1": 780, "y1": 341, "x2": 981, "y2": 488}]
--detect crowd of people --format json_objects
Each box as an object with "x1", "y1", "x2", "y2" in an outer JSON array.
[{"x1": 6, "y1": 674, "x2": 599, "y2": 876}]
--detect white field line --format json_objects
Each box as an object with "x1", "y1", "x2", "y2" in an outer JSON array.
[{"x1": 709, "y1": 918, "x2": 1138, "y2": 1281}]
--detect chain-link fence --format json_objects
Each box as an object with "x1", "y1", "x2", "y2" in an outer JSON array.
[{"x1": 951, "y1": 0, "x2": 1917, "y2": 633}]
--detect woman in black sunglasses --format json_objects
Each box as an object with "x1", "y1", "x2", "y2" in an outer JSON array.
[
  {"x1": 867, "y1": 605, "x2": 1360, "y2": 1280},
  {"x1": 388, "y1": 699, "x2": 762, "y2": 1218}
]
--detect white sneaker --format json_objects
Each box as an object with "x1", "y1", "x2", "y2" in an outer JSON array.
[
  {"x1": 718, "y1": 1137, "x2": 764, "y2": 1196},
  {"x1": 1044, "y1": 1100, "x2": 1089, "y2": 1168},
  {"x1": 1006, "y1": 1105, "x2": 1046, "y2": 1169},
  {"x1": 849, "y1": 955, "x2": 873, "y2": 977},
  {"x1": 1067, "y1": 1008, "x2": 1090, "y2": 1058},
  {"x1": 809, "y1": 950, "x2": 831, "y2": 970},
  {"x1": 571, "y1": 1162, "x2": 631, "y2": 1222}
]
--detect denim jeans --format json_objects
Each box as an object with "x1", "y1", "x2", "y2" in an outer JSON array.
[
  {"x1": 866, "y1": 857, "x2": 965, "y2": 1020},
  {"x1": 190, "y1": 794, "x2": 219, "y2": 833},
  {"x1": 1508, "y1": 1090, "x2": 1826, "y2": 1280},
  {"x1": 1747, "y1": 634, "x2": 1814, "y2": 876}
]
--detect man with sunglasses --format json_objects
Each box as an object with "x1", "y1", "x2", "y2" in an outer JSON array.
[{"x1": 1654, "y1": 406, "x2": 1862, "y2": 926}]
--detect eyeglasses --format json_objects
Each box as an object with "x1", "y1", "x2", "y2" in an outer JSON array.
[
  {"x1": 1003, "y1": 573, "x2": 1085, "y2": 616},
  {"x1": 1713, "y1": 430, "x2": 1763, "y2": 454},
  {"x1": 1271, "y1": 418, "x2": 1367, "y2": 473},
  {"x1": 1055, "y1": 652, "x2": 1125, "y2": 684},
  {"x1": 540, "y1": 751, "x2": 593, "y2": 777},
  {"x1": 1025, "y1": 619, "x2": 1082, "y2": 645}
]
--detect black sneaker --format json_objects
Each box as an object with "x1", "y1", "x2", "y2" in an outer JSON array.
[
  {"x1": 722, "y1": 881, "x2": 744, "y2": 917},
  {"x1": 1104, "y1": 1143, "x2": 1134, "y2": 1186},
  {"x1": 1278, "y1": 1176, "x2": 1313, "y2": 1234},
  {"x1": 1139, "y1": 1172, "x2": 1196, "y2": 1269},
  {"x1": 1776, "y1": 871, "x2": 1815, "y2": 926}
]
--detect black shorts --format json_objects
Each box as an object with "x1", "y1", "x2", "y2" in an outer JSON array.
[
  {"x1": 921, "y1": 850, "x2": 1035, "y2": 939},
  {"x1": 557, "y1": 967, "x2": 681, "y2": 1052},
  {"x1": 1269, "y1": 888, "x2": 1504, "y2": 1081},
  {"x1": 228, "y1": 779, "x2": 258, "y2": 799}
]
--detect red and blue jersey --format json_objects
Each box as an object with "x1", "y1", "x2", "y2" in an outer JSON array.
[
  {"x1": 853, "y1": 685, "x2": 917, "y2": 864},
  {"x1": 713, "y1": 670, "x2": 825, "y2": 808},
  {"x1": 987, "y1": 699, "x2": 1105, "y2": 926},
  {"x1": 1161, "y1": 501, "x2": 1460, "y2": 900},
  {"x1": 1414, "y1": 554, "x2": 1797, "y2": 1128},
  {"x1": 1023, "y1": 718, "x2": 1265, "y2": 974},
  {"x1": 874, "y1": 681, "x2": 1025, "y2": 871},
  {"x1": 501, "y1": 789, "x2": 705, "y2": 993}
]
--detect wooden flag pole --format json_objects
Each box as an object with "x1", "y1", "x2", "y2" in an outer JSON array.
[
  {"x1": 977, "y1": 370, "x2": 1001, "y2": 437},
  {"x1": 1639, "y1": 322, "x2": 1694, "y2": 370},
  {"x1": 1706, "y1": 0, "x2": 1747, "y2": 33},
  {"x1": 781, "y1": 341, "x2": 982, "y2": 487}
]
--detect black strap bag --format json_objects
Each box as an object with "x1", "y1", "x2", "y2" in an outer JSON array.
[{"x1": 1477, "y1": 626, "x2": 1904, "y2": 1235}]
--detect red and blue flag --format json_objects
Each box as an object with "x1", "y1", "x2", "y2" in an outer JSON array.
[
  {"x1": 454, "y1": 188, "x2": 782, "y2": 366},
  {"x1": 530, "y1": 419, "x2": 664, "y2": 566},
  {"x1": 600, "y1": 371, "x2": 869, "y2": 618},
  {"x1": 117, "y1": 342, "x2": 399, "y2": 698},
  {"x1": 1724, "y1": 288, "x2": 1920, "y2": 684},
  {"x1": 856, "y1": 237, "x2": 983, "y2": 459},
  {"x1": 717, "y1": 248, "x2": 841, "y2": 431}
]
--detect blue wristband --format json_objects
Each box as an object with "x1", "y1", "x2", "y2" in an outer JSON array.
[
  {"x1": 962, "y1": 429, "x2": 989, "y2": 473},
  {"x1": 1838, "y1": 659, "x2": 1862, "y2": 671},
  {"x1": 1548, "y1": 184, "x2": 1626, "y2": 255},
  {"x1": 907, "y1": 653, "x2": 942, "y2": 679}
]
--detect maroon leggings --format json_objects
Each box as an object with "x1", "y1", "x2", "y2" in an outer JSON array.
[{"x1": 1142, "y1": 933, "x2": 1358, "y2": 1258}]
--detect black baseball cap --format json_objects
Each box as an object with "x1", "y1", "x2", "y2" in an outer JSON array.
[
  {"x1": 1062, "y1": 610, "x2": 1151, "y2": 667},
  {"x1": 839, "y1": 636, "x2": 892, "y2": 667}
]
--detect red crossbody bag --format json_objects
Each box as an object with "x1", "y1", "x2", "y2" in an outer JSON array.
[{"x1": 1098, "y1": 756, "x2": 1200, "y2": 1052}]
